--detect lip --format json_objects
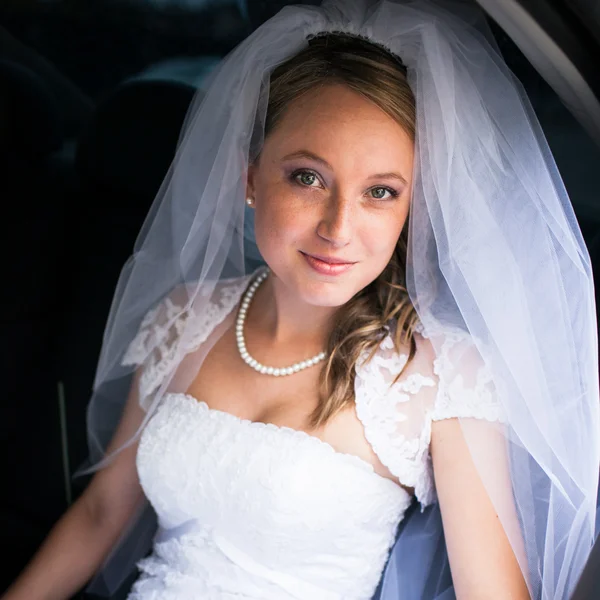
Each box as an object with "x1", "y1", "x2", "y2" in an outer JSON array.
[
  {"x1": 300, "y1": 251, "x2": 356, "y2": 276},
  {"x1": 305, "y1": 253, "x2": 356, "y2": 265}
]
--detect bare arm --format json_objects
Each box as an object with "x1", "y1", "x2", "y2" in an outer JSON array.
[
  {"x1": 2, "y1": 371, "x2": 147, "y2": 600},
  {"x1": 431, "y1": 417, "x2": 530, "y2": 600}
]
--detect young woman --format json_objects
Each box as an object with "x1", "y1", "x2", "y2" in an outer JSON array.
[{"x1": 4, "y1": 1, "x2": 598, "y2": 599}]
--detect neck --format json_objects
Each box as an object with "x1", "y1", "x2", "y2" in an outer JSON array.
[{"x1": 250, "y1": 271, "x2": 337, "y2": 350}]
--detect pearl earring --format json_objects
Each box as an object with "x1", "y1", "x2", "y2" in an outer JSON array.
[{"x1": 246, "y1": 197, "x2": 254, "y2": 206}]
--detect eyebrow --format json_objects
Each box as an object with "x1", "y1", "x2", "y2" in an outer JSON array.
[{"x1": 281, "y1": 150, "x2": 408, "y2": 186}]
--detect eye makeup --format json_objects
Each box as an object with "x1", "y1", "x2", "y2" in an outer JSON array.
[{"x1": 288, "y1": 168, "x2": 401, "y2": 200}]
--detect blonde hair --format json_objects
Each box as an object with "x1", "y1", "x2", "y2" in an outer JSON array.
[{"x1": 263, "y1": 33, "x2": 419, "y2": 428}]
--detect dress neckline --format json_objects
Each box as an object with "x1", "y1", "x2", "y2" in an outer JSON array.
[{"x1": 164, "y1": 392, "x2": 411, "y2": 501}]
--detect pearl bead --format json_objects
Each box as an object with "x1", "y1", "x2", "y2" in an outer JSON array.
[{"x1": 235, "y1": 267, "x2": 328, "y2": 377}]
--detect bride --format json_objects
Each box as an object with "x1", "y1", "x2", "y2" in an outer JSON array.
[{"x1": 3, "y1": 1, "x2": 598, "y2": 599}]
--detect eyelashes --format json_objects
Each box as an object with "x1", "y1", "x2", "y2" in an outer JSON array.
[
  {"x1": 292, "y1": 169, "x2": 320, "y2": 188},
  {"x1": 289, "y1": 168, "x2": 400, "y2": 200}
]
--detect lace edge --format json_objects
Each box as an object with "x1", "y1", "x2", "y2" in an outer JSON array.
[
  {"x1": 430, "y1": 329, "x2": 508, "y2": 425},
  {"x1": 121, "y1": 272, "x2": 258, "y2": 409},
  {"x1": 353, "y1": 340, "x2": 438, "y2": 511}
]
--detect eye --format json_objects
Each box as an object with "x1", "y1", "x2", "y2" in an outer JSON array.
[
  {"x1": 292, "y1": 169, "x2": 321, "y2": 188},
  {"x1": 369, "y1": 186, "x2": 399, "y2": 200}
]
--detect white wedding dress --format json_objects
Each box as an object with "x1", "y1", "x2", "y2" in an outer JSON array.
[{"x1": 121, "y1": 270, "x2": 505, "y2": 600}]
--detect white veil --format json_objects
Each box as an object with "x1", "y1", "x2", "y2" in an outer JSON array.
[{"x1": 75, "y1": 1, "x2": 599, "y2": 598}]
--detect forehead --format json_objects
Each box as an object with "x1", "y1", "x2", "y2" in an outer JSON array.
[
  {"x1": 276, "y1": 84, "x2": 404, "y2": 131},
  {"x1": 262, "y1": 84, "x2": 414, "y2": 174}
]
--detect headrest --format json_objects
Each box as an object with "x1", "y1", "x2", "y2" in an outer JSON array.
[{"x1": 75, "y1": 78, "x2": 196, "y2": 200}]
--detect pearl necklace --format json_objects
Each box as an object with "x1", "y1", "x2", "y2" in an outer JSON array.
[{"x1": 236, "y1": 269, "x2": 327, "y2": 376}]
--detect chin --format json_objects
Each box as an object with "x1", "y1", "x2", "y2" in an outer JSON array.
[
  {"x1": 304, "y1": 290, "x2": 353, "y2": 308},
  {"x1": 292, "y1": 272, "x2": 365, "y2": 308}
]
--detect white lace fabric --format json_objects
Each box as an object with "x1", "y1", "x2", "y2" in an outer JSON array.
[
  {"x1": 121, "y1": 272, "x2": 506, "y2": 599},
  {"x1": 131, "y1": 394, "x2": 410, "y2": 600}
]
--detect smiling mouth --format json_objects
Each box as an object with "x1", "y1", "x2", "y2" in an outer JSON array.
[
  {"x1": 300, "y1": 251, "x2": 357, "y2": 275},
  {"x1": 300, "y1": 252, "x2": 356, "y2": 265}
]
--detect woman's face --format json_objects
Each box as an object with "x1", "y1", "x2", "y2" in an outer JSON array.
[{"x1": 247, "y1": 83, "x2": 414, "y2": 308}]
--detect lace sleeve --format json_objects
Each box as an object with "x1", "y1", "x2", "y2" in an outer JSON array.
[
  {"x1": 120, "y1": 287, "x2": 196, "y2": 412},
  {"x1": 355, "y1": 326, "x2": 506, "y2": 511},
  {"x1": 121, "y1": 274, "x2": 251, "y2": 411},
  {"x1": 354, "y1": 333, "x2": 438, "y2": 510},
  {"x1": 430, "y1": 328, "x2": 507, "y2": 424},
  {"x1": 416, "y1": 328, "x2": 508, "y2": 507}
]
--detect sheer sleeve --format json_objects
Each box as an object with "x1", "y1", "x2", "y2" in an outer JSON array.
[
  {"x1": 120, "y1": 286, "x2": 192, "y2": 412},
  {"x1": 121, "y1": 274, "x2": 251, "y2": 411},
  {"x1": 429, "y1": 328, "x2": 506, "y2": 424},
  {"x1": 354, "y1": 325, "x2": 506, "y2": 511}
]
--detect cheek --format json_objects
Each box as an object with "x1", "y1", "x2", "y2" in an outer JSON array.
[
  {"x1": 253, "y1": 196, "x2": 305, "y2": 259},
  {"x1": 360, "y1": 208, "x2": 409, "y2": 257},
  {"x1": 254, "y1": 193, "x2": 312, "y2": 244}
]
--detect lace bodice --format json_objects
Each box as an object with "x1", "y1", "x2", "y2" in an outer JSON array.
[
  {"x1": 122, "y1": 269, "x2": 505, "y2": 599},
  {"x1": 131, "y1": 393, "x2": 410, "y2": 599}
]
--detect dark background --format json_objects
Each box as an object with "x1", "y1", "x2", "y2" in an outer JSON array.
[{"x1": 1, "y1": 1, "x2": 599, "y2": 598}]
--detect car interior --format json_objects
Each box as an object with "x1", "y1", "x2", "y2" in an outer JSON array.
[{"x1": 0, "y1": 1, "x2": 599, "y2": 598}]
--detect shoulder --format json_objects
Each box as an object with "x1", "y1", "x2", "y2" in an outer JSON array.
[
  {"x1": 119, "y1": 268, "x2": 259, "y2": 410},
  {"x1": 355, "y1": 320, "x2": 504, "y2": 414},
  {"x1": 121, "y1": 269, "x2": 256, "y2": 368},
  {"x1": 416, "y1": 322, "x2": 506, "y2": 423},
  {"x1": 354, "y1": 321, "x2": 506, "y2": 508}
]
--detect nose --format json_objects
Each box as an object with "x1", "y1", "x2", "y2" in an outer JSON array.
[{"x1": 316, "y1": 194, "x2": 353, "y2": 248}]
